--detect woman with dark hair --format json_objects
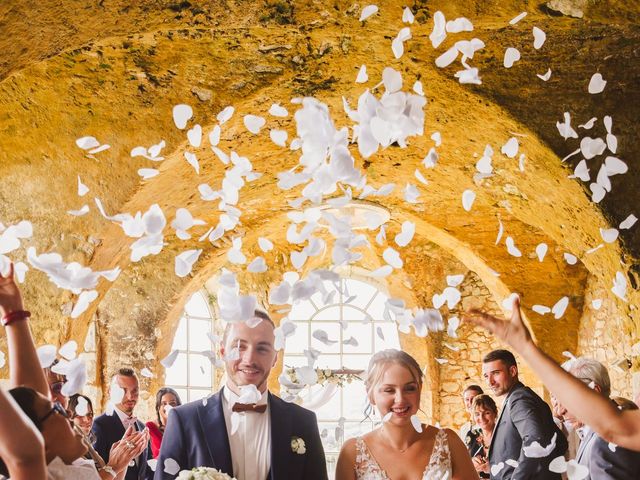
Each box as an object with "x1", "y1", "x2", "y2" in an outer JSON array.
[
  {"x1": 69, "y1": 394, "x2": 96, "y2": 443},
  {"x1": 146, "y1": 387, "x2": 182, "y2": 458},
  {"x1": 465, "y1": 394, "x2": 498, "y2": 479}
]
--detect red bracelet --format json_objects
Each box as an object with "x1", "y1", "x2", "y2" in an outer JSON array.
[{"x1": 2, "y1": 310, "x2": 31, "y2": 326}]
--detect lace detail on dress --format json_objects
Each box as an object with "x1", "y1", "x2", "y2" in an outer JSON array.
[
  {"x1": 355, "y1": 437, "x2": 389, "y2": 479},
  {"x1": 353, "y1": 428, "x2": 452, "y2": 480}
]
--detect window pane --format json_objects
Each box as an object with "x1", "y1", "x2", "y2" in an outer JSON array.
[
  {"x1": 314, "y1": 386, "x2": 342, "y2": 421},
  {"x1": 172, "y1": 388, "x2": 188, "y2": 404},
  {"x1": 344, "y1": 421, "x2": 375, "y2": 442},
  {"x1": 184, "y1": 292, "x2": 211, "y2": 318},
  {"x1": 374, "y1": 323, "x2": 401, "y2": 350},
  {"x1": 344, "y1": 280, "x2": 377, "y2": 309},
  {"x1": 283, "y1": 356, "x2": 309, "y2": 368},
  {"x1": 171, "y1": 317, "x2": 188, "y2": 350},
  {"x1": 286, "y1": 322, "x2": 309, "y2": 354},
  {"x1": 189, "y1": 318, "x2": 213, "y2": 351},
  {"x1": 318, "y1": 421, "x2": 342, "y2": 453},
  {"x1": 315, "y1": 355, "x2": 341, "y2": 369},
  {"x1": 310, "y1": 322, "x2": 341, "y2": 353},
  {"x1": 342, "y1": 305, "x2": 368, "y2": 322},
  {"x1": 188, "y1": 389, "x2": 211, "y2": 402},
  {"x1": 289, "y1": 301, "x2": 316, "y2": 321},
  {"x1": 342, "y1": 381, "x2": 368, "y2": 420},
  {"x1": 367, "y1": 292, "x2": 388, "y2": 321},
  {"x1": 313, "y1": 306, "x2": 341, "y2": 322},
  {"x1": 341, "y1": 354, "x2": 371, "y2": 370},
  {"x1": 165, "y1": 353, "x2": 188, "y2": 386},
  {"x1": 188, "y1": 354, "x2": 212, "y2": 388},
  {"x1": 343, "y1": 322, "x2": 373, "y2": 353}
]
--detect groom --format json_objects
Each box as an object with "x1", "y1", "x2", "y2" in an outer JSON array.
[{"x1": 155, "y1": 310, "x2": 328, "y2": 480}]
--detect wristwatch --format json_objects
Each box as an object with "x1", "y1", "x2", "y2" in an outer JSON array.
[{"x1": 99, "y1": 465, "x2": 117, "y2": 478}]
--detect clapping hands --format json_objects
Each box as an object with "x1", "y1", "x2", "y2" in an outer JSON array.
[{"x1": 107, "y1": 426, "x2": 149, "y2": 473}]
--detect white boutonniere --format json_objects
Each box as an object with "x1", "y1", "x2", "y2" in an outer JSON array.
[{"x1": 291, "y1": 436, "x2": 306, "y2": 454}]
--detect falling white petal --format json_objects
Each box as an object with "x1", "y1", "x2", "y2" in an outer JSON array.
[
  {"x1": 247, "y1": 256, "x2": 267, "y2": 273},
  {"x1": 175, "y1": 249, "x2": 202, "y2": 277},
  {"x1": 506, "y1": 237, "x2": 522, "y2": 257},
  {"x1": 359, "y1": 5, "x2": 378, "y2": 21},
  {"x1": 564, "y1": 253, "x2": 578, "y2": 265},
  {"x1": 619, "y1": 214, "x2": 638, "y2": 230},
  {"x1": 270, "y1": 129, "x2": 288, "y2": 147},
  {"x1": 504, "y1": 48, "x2": 521, "y2": 68},
  {"x1": 536, "y1": 243, "x2": 548, "y2": 261},
  {"x1": 402, "y1": 7, "x2": 414, "y2": 24},
  {"x1": 172, "y1": 104, "x2": 193, "y2": 130},
  {"x1": 77, "y1": 176, "x2": 89, "y2": 196},
  {"x1": 600, "y1": 228, "x2": 619, "y2": 243},
  {"x1": 501, "y1": 137, "x2": 519, "y2": 158},
  {"x1": 462, "y1": 190, "x2": 476, "y2": 211},
  {"x1": 268, "y1": 103, "x2": 288, "y2": 117},
  {"x1": 68, "y1": 205, "x2": 90, "y2": 216},
  {"x1": 588, "y1": 73, "x2": 607, "y2": 94},
  {"x1": 552, "y1": 297, "x2": 569, "y2": 319},
  {"x1": 395, "y1": 221, "x2": 415, "y2": 247},
  {"x1": 532, "y1": 27, "x2": 546, "y2": 49},
  {"x1": 244, "y1": 114, "x2": 266, "y2": 134},
  {"x1": 75, "y1": 136, "x2": 100, "y2": 150},
  {"x1": 509, "y1": 12, "x2": 527, "y2": 24},
  {"x1": 217, "y1": 106, "x2": 235, "y2": 125},
  {"x1": 184, "y1": 152, "x2": 199, "y2": 174},
  {"x1": 383, "y1": 247, "x2": 403, "y2": 269},
  {"x1": 355, "y1": 64, "x2": 368, "y2": 83},
  {"x1": 537, "y1": 68, "x2": 552, "y2": 81},
  {"x1": 138, "y1": 168, "x2": 160, "y2": 180}
]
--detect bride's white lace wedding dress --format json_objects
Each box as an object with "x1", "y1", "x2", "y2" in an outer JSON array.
[{"x1": 354, "y1": 427, "x2": 452, "y2": 480}]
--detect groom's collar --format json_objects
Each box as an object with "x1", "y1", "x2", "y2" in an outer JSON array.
[{"x1": 222, "y1": 385, "x2": 269, "y2": 405}]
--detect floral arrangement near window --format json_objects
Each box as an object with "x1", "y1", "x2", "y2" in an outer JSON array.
[{"x1": 283, "y1": 366, "x2": 363, "y2": 388}]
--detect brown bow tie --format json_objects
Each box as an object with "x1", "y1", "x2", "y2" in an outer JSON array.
[{"x1": 232, "y1": 402, "x2": 267, "y2": 413}]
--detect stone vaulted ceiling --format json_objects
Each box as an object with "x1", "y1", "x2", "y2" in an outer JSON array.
[{"x1": 0, "y1": 0, "x2": 638, "y2": 409}]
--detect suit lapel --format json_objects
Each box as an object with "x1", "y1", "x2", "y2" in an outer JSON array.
[
  {"x1": 197, "y1": 391, "x2": 234, "y2": 476},
  {"x1": 268, "y1": 393, "x2": 294, "y2": 480},
  {"x1": 488, "y1": 383, "x2": 520, "y2": 456},
  {"x1": 576, "y1": 429, "x2": 596, "y2": 464}
]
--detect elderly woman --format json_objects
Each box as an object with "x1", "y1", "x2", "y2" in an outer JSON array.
[
  {"x1": 465, "y1": 395, "x2": 498, "y2": 479},
  {"x1": 146, "y1": 387, "x2": 182, "y2": 458}
]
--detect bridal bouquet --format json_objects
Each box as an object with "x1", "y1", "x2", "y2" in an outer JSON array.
[{"x1": 177, "y1": 467, "x2": 236, "y2": 480}]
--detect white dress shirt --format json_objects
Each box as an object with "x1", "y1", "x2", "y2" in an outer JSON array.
[
  {"x1": 113, "y1": 405, "x2": 139, "y2": 466},
  {"x1": 222, "y1": 386, "x2": 271, "y2": 480}
]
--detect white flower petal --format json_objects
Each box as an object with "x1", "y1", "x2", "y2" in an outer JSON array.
[
  {"x1": 504, "y1": 47, "x2": 521, "y2": 68},
  {"x1": 588, "y1": 73, "x2": 607, "y2": 94},
  {"x1": 359, "y1": 4, "x2": 378, "y2": 21},
  {"x1": 172, "y1": 104, "x2": 193, "y2": 130},
  {"x1": 533, "y1": 27, "x2": 546, "y2": 49},
  {"x1": 244, "y1": 114, "x2": 266, "y2": 134}
]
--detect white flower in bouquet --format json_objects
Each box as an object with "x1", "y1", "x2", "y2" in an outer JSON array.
[{"x1": 176, "y1": 467, "x2": 236, "y2": 480}]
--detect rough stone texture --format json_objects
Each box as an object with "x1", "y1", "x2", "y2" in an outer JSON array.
[
  {"x1": 0, "y1": 1, "x2": 638, "y2": 419},
  {"x1": 577, "y1": 274, "x2": 634, "y2": 398}
]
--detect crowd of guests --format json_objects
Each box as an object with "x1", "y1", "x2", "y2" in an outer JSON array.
[{"x1": 2, "y1": 262, "x2": 640, "y2": 479}]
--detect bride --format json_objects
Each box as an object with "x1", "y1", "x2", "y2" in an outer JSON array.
[{"x1": 336, "y1": 349, "x2": 478, "y2": 480}]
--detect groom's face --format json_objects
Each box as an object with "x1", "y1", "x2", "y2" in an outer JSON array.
[{"x1": 221, "y1": 319, "x2": 278, "y2": 393}]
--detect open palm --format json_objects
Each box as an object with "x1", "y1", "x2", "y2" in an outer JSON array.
[
  {"x1": 464, "y1": 296, "x2": 532, "y2": 350},
  {"x1": 0, "y1": 263, "x2": 24, "y2": 316}
]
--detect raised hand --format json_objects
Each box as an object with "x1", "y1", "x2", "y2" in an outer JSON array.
[
  {"x1": 0, "y1": 263, "x2": 24, "y2": 316},
  {"x1": 463, "y1": 295, "x2": 533, "y2": 351}
]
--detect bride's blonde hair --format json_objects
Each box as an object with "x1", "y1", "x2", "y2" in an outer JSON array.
[{"x1": 365, "y1": 349, "x2": 423, "y2": 403}]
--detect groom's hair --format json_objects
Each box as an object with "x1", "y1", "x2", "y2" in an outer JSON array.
[{"x1": 222, "y1": 309, "x2": 275, "y2": 347}]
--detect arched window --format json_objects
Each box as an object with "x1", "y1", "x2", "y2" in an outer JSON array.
[
  {"x1": 164, "y1": 291, "x2": 219, "y2": 402},
  {"x1": 282, "y1": 277, "x2": 401, "y2": 474}
]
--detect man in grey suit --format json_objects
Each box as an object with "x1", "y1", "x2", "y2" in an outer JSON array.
[
  {"x1": 482, "y1": 349, "x2": 567, "y2": 479},
  {"x1": 561, "y1": 357, "x2": 640, "y2": 479}
]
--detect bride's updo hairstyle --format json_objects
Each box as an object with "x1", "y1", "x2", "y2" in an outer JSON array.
[{"x1": 365, "y1": 349, "x2": 423, "y2": 404}]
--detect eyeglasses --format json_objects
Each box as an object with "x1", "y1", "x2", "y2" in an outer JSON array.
[{"x1": 38, "y1": 401, "x2": 70, "y2": 424}]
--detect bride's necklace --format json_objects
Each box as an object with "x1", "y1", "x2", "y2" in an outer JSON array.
[{"x1": 378, "y1": 428, "x2": 414, "y2": 453}]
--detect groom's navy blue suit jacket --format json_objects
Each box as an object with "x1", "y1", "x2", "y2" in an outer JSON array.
[{"x1": 154, "y1": 390, "x2": 328, "y2": 480}]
